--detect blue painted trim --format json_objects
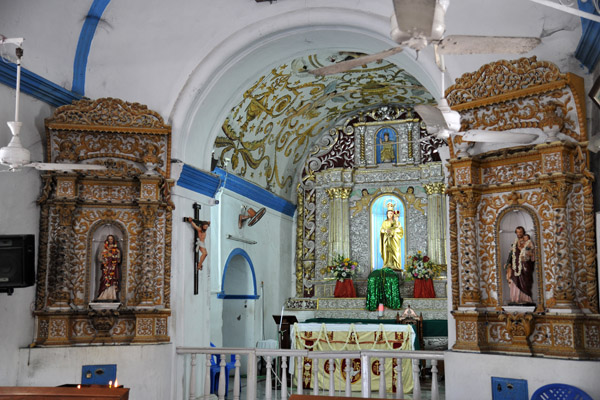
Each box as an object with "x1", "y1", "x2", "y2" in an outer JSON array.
[
  {"x1": 576, "y1": 0, "x2": 600, "y2": 71},
  {"x1": 176, "y1": 164, "x2": 221, "y2": 198},
  {"x1": 213, "y1": 167, "x2": 296, "y2": 217},
  {"x1": 176, "y1": 164, "x2": 296, "y2": 217},
  {"x1": 217, "y1": 248, "x2": 260, "y2": 299},
  {"x1": 0, "y1": 61, "x2": 82, "y2": 108},
  {"x1": 72, "y1": 0, "x2": 111, "y2": 95}
]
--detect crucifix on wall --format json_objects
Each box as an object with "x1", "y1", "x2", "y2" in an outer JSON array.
[{"x1": 184, "y1": 203, "x2": 210, "y2": 295}]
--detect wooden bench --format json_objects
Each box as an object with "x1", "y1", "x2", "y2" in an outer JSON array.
[{"x1": 0, "y1": 386, "x2": 129, "y2": 399}]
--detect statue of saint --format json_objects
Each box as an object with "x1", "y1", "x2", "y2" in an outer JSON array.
[
  {"x1": 380, "y1": 202, "x2": 404, "y2": 270},
  {"x1": 505, "y1": 227, "x2": 535, "y2": 304},
  {"x1": 97, "y1": 234, "x2": 121, "y2": 301},
  {"x1": 379, "y1": 132, "x2": 396, "y2": 163}
]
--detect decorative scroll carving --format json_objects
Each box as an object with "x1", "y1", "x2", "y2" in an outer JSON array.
[
  {"x1": 446, "y1": 57, "x2": 564, "y2": 106},
  {"x1": 47, "y1": 97, "x2": 169, "y2": 130},
  {"x1": 449, "y1": 198, "x2": 459, "y2": 311},
  {"x1": 482, "y1": 160, "x2": 541, "y2": 185},
  {"x1": 89, "y1": 309, "x2": 120, "y2": 337},
  {"x1": 498, "y1": 312, "x2": 534, "y2": 338}
]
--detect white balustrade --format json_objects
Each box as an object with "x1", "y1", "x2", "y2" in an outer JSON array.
[{"x1": 176, "y1": 346, "x2": 444, "y2": 400}]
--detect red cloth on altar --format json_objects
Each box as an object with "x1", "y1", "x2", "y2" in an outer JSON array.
[
  {"x1": 414, "y1": 278, "x2": 436, "y2": 298},
  {"x1": 334, "y1": 279, "x2": 356, "y2": 298}
]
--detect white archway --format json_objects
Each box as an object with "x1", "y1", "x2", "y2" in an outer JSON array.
[{"x1": 169, "y1": 6, "x2": 443, "y2": 169}]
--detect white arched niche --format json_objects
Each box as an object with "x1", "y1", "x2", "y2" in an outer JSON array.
[{"x1": 497, "y1": 207, "x2": 541, "y2": 307}]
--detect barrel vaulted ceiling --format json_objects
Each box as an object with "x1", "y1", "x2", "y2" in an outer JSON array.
[{"x1": 214, "y1": 51, "x2": 435, "y2": 200}]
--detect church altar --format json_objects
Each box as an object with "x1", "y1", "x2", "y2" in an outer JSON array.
[{"x1": 291, "y1": 322, "x2": 415, "y2": 393}]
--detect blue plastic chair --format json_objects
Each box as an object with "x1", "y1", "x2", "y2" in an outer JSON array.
[
  {"x1": 531, "y1": 383, "x2": 592, "y2": 400},
  {"x1": 209, "y1": 343, "x2": 237, "y2": 396}
]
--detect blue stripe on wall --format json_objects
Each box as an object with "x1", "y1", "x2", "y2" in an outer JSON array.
[
  {"x1": 0, "y1": 61, "x2": 82, "y2": 107},
  {"x1": 176, "y1": 164, "x2": 296, "y2": 217},
  {"x1": 576, "y1": 0, "x2": 600, "y2": 71},
  {"x1": 212, "y1": 167, "x2": 296, "y2": 217},
  {"x1": 177, "y1": 164, "x2": 222, "y2": 198},
  {"x1": 72, "y1": 0, "x2": 112, "y2": 95}
]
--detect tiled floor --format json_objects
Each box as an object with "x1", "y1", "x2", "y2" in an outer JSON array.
[{"x1": 225, "y1": 376, "x2": 445, "y2": 399}]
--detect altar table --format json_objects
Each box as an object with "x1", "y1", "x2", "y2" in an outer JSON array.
[{"x1": 291, "y1": 323, "x2": 415, "y2": 394}]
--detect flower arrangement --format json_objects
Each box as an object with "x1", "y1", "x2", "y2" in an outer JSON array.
[
  {"x1": 327, "y1": 254, "x2": 359, "y2": 281},
  {"x1": 405, "y1": 251, "x2": 434, "y2": 280}
]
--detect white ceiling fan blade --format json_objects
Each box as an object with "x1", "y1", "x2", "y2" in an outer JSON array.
[
  {"x1": 462, "y1": 129, "x2": 540, "y2": 143},
  {"x1": 392, "y1": 0, "x2": 437, "y2": 38},
  {"x1": 27, "y1": 162, "x2": 107, "y2": 171},
  {"x1": 308, "y1": 47, "x2": 404, "y2": 76},
  {"x1": 587, "y1": 134, "x2": 600, "y2": 153},
  {"x1": 437, "y1": 35, "x2": 541, "y2": 55},
  {"x1": 414, "y1": 104, "x2": 449, "y2": 133}
]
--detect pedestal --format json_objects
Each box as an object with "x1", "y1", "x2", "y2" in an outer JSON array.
[
  {"x1": 414, "y1": 278, "x2": 436, "y2": 298},
  {"x1": 333, "y1": 279, "x2": 356, "y2": 298}
]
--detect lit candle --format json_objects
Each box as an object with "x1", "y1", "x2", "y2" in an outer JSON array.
[
  {"x1": 115, "y1": 379, "x2": 118, "y2": 388},
  {"x1": 378, "y1": 303, "x2": 384, "y2": 317},
  {"x1": 77, "y1": 384, "x2": 81, "y2": 389},
  {"x1": 109, "y1": 380, "x2": 113, "y2": 389}
]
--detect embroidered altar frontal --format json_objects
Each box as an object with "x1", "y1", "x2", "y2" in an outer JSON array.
[{"x1": 292, "y1": 323, "x2": 415, "y2": 393}]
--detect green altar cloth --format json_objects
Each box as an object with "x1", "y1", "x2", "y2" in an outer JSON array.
[{"x1": 365, "y1": 267, "x2": 403, "y2": 311}]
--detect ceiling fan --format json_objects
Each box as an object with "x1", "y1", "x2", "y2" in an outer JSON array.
[
  {"x1": 0, "y1": 36, "x2": 106, "y2": 172},
  {"x1": 308, "y1": 0, "x2": 541, "y2": 77}
]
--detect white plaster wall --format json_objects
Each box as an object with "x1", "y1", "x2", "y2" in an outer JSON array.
[
  {"x1": 0, "y1": 90, "x2": 51, "y2": 386},
  {"x1": 445, "y1": 351, "x2": 600, "y2": 399},
  {"x1": 209, "y1": 189, "x2": 295, "y2": 351},
  {"x1": 171, "y1": 185, "x2": 216, "y2": 399},
  {"x1": 16, "y1": 344, "x2": 172, "y2": 400}
]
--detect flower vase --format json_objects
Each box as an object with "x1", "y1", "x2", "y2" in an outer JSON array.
[
  {"x1": 334, "y1": 279, "x2": 356, "y2": 298},
  {"x1": 413, "y1": 278, "x2": 435, "y2": 298}
]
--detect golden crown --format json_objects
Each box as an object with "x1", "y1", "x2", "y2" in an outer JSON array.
[{"x1": 386, "y1": 201, "x2": 396, "y2": 211}]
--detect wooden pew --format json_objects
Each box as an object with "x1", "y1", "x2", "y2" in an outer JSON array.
[{"x1": 0, "y1": 386, "x2": 129, "y2": 399}]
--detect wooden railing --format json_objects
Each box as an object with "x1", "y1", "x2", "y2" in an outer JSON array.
[{"x1": 176, "y1": 347, "x2": 444, "y2": 400}]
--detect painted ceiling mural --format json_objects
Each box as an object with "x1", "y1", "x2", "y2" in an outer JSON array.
[{"x1": 214, "y1": 52, "x2": 436, "y2": 201}]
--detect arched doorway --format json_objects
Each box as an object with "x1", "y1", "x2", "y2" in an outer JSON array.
[{"x1": 219, "y1": 248, "x2": 259, "y2": 373}]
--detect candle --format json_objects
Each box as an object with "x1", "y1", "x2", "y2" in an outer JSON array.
[
  {"x1": 77, "y1": 385, "x2": 81, "y2": 389},
  {"x1": 109, "y1": 380, "x2": 113, "y2": 389},
  {"x1": 278, "y1": 305, "x2": 284, "y2": 332},
  {"x1": 115, "y1": 379, "x2": 118, "y2": 388},
  {"x1": 378, "y1": 303, "x2": 384, "y2": 317}
]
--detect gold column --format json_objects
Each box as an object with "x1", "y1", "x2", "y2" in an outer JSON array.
[
  {"x1": 424, "y1": 182, "x2": 447, "y2": 267},
  {"x1": 325, "y1": 187, "x2": 352, "y2": 261},
  {"x1": 455, "y1": 190, "x2": 482, "y2": 307},
  {"x1": 543, "y1": 179, "x2": 576, "y2": 309}
]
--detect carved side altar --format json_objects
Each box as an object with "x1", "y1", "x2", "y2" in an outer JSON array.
[
  {"x1": 33, "y1": 98, "x2": 173, "y2": 345},
  {"x1": 446, "y1": 57, "x2": 600, "y2": 358}
]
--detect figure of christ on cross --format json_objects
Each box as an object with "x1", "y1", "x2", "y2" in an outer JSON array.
[{"x1": 185, "y1": 217, "x2": 210, "y2": 270}]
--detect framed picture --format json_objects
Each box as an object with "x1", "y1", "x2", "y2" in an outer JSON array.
[{"x1": 590, "y1": 75, "x2": 600, "y2": 109}]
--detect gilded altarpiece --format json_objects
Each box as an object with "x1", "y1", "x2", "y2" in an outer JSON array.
[
  {"x1": 294, "y1": 106, "x2": 446, "y2": 301},
  {"x1": 33, "y1": 98, "x2": 173, "y2": 346},
  {"x1": 446, "y1": 57, "x2": 599, "y2": 358}
]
